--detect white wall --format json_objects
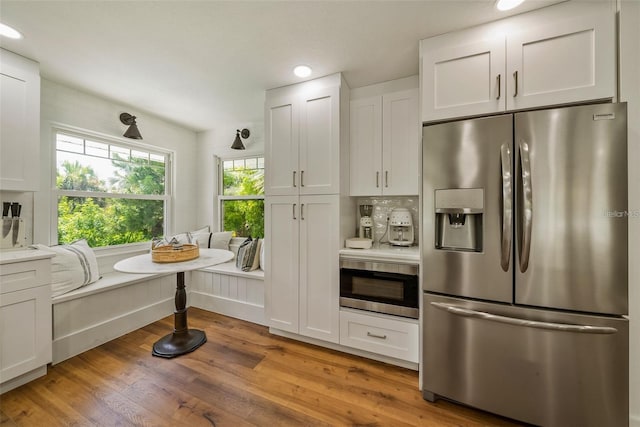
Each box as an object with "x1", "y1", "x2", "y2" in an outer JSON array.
[
  {"x1": 195, "y1": 121, "x2": 264, "y2": 231},
  {"x1": 620, "y1": 1, "x2": 640, "y2": 425},
  {"x1": 34, "y1": 79, "x2": 199, "y2": 245}
]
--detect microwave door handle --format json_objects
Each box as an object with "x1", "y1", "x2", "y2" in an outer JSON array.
[
  {"x1": 500, "y1": 142, "x2": 512, "y2": 272},
  {"x1": 430, "y1": 302, "x2": 618, "y2": 334},
  {"x1": 518, "y1": 139, "x2": 533, "y2": 273}
]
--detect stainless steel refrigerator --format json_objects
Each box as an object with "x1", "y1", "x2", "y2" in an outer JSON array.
[{"x1": 421, "y1": 103, "x2": 628, "y2": 427}]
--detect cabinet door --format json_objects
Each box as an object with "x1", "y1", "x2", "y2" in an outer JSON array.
[
  {"x1": 299, "y1": 195, "x2": 339, "y2": 343},
  {"x1": 350, "y1": 96, "x2": 383, "y2": 196},
  {"x1": 507, "y1": 12, "x2": 615, "y2": 110},
  {"x1": 0, "y1": 49, "x2": 40, "y2": 191},
  {"x1": 299, "y1": 86, "x2": 340, "y2": 195},
  {"x1": 0, "y1": 285, "x2": 52, "y2": 383},
  {"x1": 382, "y1": 89, "x2": 420, "y2": 196},
  {"x1": 264, "y1": 196, "x2": 299, "y2": 333},
  {"x1": 265, "y1": 95, "x2": 299, "y2": 196},
  {"x1": 421, "y1": 36, "x2": 505, "y2": 122}
]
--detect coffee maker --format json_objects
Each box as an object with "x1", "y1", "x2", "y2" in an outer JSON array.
[
  {"x1": 359, "y1": 204, "x2": 373, "y2": 239},
  {"x1": 388, "y1": 208, "x2": 414, "y2": 246}
]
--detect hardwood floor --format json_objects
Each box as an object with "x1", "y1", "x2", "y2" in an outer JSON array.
[{"x1": 1, "y1": 308, "x2": 522, "y2": 426}]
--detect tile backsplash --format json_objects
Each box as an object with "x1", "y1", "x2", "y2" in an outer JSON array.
[{"x1": 356, "y1": 197, "x2": 419, "y2": 245}]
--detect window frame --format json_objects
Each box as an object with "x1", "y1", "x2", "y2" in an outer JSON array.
[
  {"x1": 217, "y1": 155, "x2": 265, "y2": 236},
  {"x1": 51, "y1": 124, "x2": 173, "y2": 248}
]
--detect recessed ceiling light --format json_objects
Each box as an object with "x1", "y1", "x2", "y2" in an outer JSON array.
[
  {"x1": 293, "y1": 65, "x2": 312, "y2": 78},
  {"x1": 0, "y1": 23, "x2": 23, "y2": 40},
  {"x1": 495, "y1": 0, "x2": 525, "y2": 11}
]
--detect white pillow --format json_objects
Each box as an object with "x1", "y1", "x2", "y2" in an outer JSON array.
[
  {"x1": 190, "y1": 231, "x2": 232, "y2": 250},
  {"x1": 209, "y1": 231, "x2": 233, "y2": 250},
  {"x1": 32, "y1": 239, "x2": 100, "y2": 297},
  {"x1": 172, "y1": 226, "x2": 211, "y2": 246}
]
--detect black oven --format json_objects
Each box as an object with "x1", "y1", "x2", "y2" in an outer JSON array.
[{"x1": 339, "y1": 259, "x2": 419, "y2": 319}]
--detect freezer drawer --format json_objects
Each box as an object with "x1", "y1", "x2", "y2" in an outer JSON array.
[{"x1": 422, "y1": 293, "x2": 628, "y2": 427}]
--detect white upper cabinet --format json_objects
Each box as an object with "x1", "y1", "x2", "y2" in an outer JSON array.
[
  {"x1": 420, "y1": 3, "x2": 615, "y2": 122},
  {"x1": 350, "y1": 85, "x2": 419, "y2": 196},
  {"x1": 0, "y1": 49, "x2": 40, "y2": 191},
  {"x1": 506, "y1": 12, "x2": 615, "y2": 111},
  {"x1": 265, "y1": 79, "x2": 341, "y2": 196},
  {"x1": 421, "y1": 37, "x2": 505, "y2": 121}
]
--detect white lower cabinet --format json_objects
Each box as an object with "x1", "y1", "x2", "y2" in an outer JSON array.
[
  {"x1": 265, "y1": 195, "x2": 340, "y2": 343},
  {"x1": 0, "y1": 254, "x2": 52, "y2": 392},
  {"x1": 339, "y1": 309, "x2": 419, "y2": 363}
]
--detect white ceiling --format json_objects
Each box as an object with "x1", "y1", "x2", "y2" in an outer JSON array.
[{"x1": 0, "y1": 0, "x2": 565, "y2": 132}]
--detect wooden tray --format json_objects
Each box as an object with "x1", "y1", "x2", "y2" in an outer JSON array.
[{"x1": 151, "y1": 244, "x2": 199, "y2": 263}]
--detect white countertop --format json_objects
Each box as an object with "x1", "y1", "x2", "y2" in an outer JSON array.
[
  {"x1": 0, "y1": 249, "x2": 54, "y2": 264},
  {"x1": 339, "y1": 244, "x2": 419, "y2": 264}
]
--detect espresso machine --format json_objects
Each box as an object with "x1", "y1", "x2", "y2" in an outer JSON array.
[
  {"x1": 359, "y1": 204, "x2": 373, "y2": 239},
  {"x1": 388, "y1": 208, "x2": 414, "y2": 246}
]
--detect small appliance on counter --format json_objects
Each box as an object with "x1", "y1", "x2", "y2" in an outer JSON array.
[
  {"x1": 388, "y1": 208, "x2": 414, "y2": 246},
  {"x1": 358, "y1": 204, "x2": 373, "y2": 239}
]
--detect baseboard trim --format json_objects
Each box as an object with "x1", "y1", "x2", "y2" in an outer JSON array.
[
  {"x1": 0, "y1": 366, "x2": 47, "y2": 394},
  {"x1": 190, "y1": 291, "x2": 265, "y2": 326},
  {"x1": 52, "y1": 298, "x2": 174, "y2": 364}
]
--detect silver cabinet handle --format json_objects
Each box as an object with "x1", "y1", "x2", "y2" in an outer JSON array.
[
  {"x1": 496, "y1": 74, "x2": 501, "y2": 100},
  {"x1": 513, "y1": 71, "x2": 519, "y2": 97},
  {"x1": 367, "y1": 331, "x2": 387, "y2": 340},
  {"x1": 385, "y1": 171, "x2": 389, "y2": 188},
  {"x1": 300, "y1": 203, "x2": 304, "y2": 220},
  {"x1": 292, "y1": 203, "x2": 297, "y2": 220},
  {"x1": 300, "y1": 170, "x2": 305, "y2": 187},
  {"x1": 500, "y1": 143, "x2": 512, "y2": 272},
  {"x1": 430, "y1": 302, "x2": 618, "y2": 334},
  {"x1": 376, "y1": 171, "x2": 380, "y2": 188},
  {"x1": 293, "y1": 171, "x2": 297, "y2": 188},
  {"x1": 518, "y1": 139, "x2": 532, "y2": 273}
]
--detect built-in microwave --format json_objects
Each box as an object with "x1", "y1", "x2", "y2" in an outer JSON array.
[{"x1": 339, "y1": 259, "x2": 419, "y2": 319}]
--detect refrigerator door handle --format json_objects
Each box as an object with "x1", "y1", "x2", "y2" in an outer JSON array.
[
  {"x1": 518, "y1": 139, "x2": 533, "y2": 273},
  {"x1": 500, "y1": 143, "x2": 512, "y2": 271},
  {"x1": 430, "y1": 302, "x2": 618, "y2": 334}
]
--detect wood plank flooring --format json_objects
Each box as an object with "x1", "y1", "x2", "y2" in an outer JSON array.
[{"x1": 0, "y1": 308, "x2": 523, "y2": 426}]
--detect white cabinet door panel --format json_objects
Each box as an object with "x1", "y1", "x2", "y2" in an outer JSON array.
[
  {"x1": 507, "y1": 12, "x2": 615, "y2": 110},
  {"x1": 422, "y1": 37, "x2": 505, "y2": 122},
  {"x1": 349, "y1": 96, "x2": 382, "y2": 196},
  {"x1": 265, "y1": 196, "x2": 299, "y2": 333},
  {"x1": 299, "y1": 86, "x2": 340, "y2": 195},
  {"x1": 0, "y1": 285, "x2": 51, "y2": 383},
  {"x1": 265, "y1": 97, "x2": 298, "y2": 196},
  {"x1": 299, "y1": 195, "x2": 339, "y2": 343},
  {"x1": 382, "y1": 89, "x2": 420, "y2": 195}
]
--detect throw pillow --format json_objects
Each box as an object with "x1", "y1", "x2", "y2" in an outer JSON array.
[
  {"x1": 209, "y1": 231, "x2": 233, "y2": 250},
  {"x1": 31, "y1": 239, "x2": 100, "y2": 297},
  {"x1": 235, "y1": 237, "x2": 260, "y2": 272},
  {"x1": 259, "y1": 238, "x2": 265, "y2": 271}
]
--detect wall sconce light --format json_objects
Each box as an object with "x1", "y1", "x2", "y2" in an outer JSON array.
[
  {"x1": 119, "y1": 113, "x2": 143, "y2": 139},
  {"x1": 231, "y1": 128, "x2": 250, "y2": 150}
]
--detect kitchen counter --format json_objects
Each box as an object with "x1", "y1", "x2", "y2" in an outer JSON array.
[
  {"x1": 0, "y1": 249, "x2": 53, "y2": 264},
  {"x1": 339, "y1": 244, "x2": 419, "y2": 264}
]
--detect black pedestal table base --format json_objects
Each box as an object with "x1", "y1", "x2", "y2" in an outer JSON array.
[{"x1": 152, "y1": 271, "x2": 207, "y2": 358}]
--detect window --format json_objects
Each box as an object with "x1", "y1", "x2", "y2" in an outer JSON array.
[
  {"x1": 219, "y1": 156, "x2": 264, "y2": 238},
  {"x1": 54, "y1": 130, "x2": 171, "y2": 247}
]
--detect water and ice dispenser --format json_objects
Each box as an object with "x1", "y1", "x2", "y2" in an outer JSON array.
[{"x1": 434, "y1": 188, "x2": 483, "y2": 252}]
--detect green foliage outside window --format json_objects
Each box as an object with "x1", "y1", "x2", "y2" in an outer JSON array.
[
  {"x1": 56, "y1": 156, "x2": 165, "y2": 247},
  {"x1": 221, "y1": 160, "x2": 264, "y2": 238}
]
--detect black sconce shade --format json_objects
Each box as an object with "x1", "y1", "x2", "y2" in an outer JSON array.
[
  {"x1": 120, "y1": 113, "x2": 143, "y2": 139},
  {"x1": 231, "y1": 128, "x2": 250, "y2": 150}
]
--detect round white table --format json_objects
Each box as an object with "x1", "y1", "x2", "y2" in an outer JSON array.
[{"x1": 114, "y1": 248, "x2": 234, "y2": 358}]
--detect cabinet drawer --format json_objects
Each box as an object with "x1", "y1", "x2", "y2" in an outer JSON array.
[
  {"x1": 0, "y1": 259, "x2": 51, "y2": 294},
  {"x1": 340, "y1": 309, "x2": 419, "y2": 363}
]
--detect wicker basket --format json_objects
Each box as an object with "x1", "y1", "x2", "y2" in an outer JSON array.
[{"x1": 151, "y1": 244, "x2": 200, "y2": 263}]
